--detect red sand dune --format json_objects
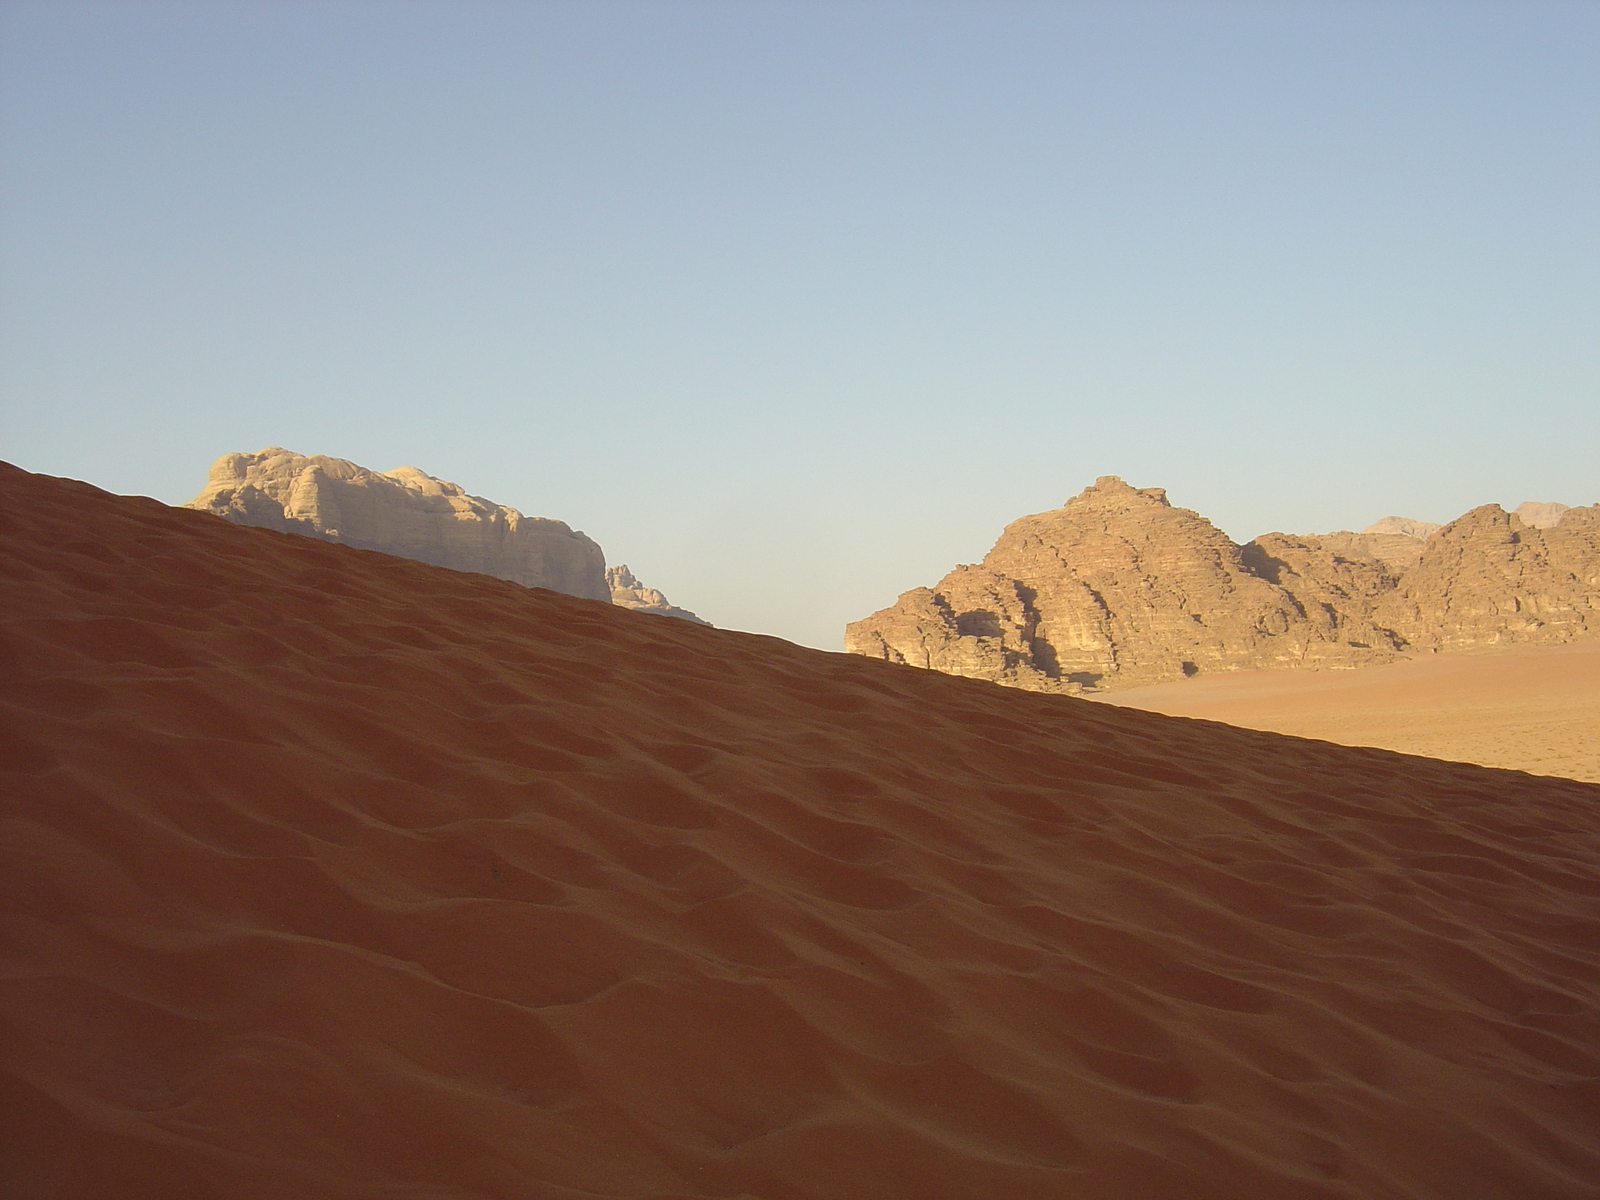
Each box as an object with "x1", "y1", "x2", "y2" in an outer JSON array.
[{"x1": 3, "y1": 460, "x2": 1600, "y2": 1200}]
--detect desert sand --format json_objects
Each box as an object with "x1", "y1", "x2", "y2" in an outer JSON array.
[
  {"x1": 1094, "y1": 642, "x2": 1600, "y2": 784},
  {"x1": 4, "y1": 460, "x2": 1600, "y2": 1199}
]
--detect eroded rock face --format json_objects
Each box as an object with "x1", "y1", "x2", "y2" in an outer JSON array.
[
  {"x1": 1375, "y1": 504, "x2": 1600, "y2": 651},
  {"x1": 606, "y1": 565, "x2": 710, "y2": 625},
  {"x1": 846, "y1": 477, "x2": 1403, "y2": 692},
  {"x1": 185, "y1": 449, "x2": 610, "y2": 602},
  {"x1": 847, "y1": 479, "x2": 1600, "y2": 693},
  {"x1": 1238, "y1": 532, "x2": 1402, "y2": 634}
]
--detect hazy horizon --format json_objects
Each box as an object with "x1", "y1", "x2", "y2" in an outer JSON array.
[{"x1": 3, "y1": 0, "x2": 1595, "y2": 649}]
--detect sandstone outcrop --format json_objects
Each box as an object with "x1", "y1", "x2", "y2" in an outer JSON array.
[
  {"x1": 185, "y1": 448, "x2": 610, "y2": 602},
  {"x1": 1357, "y1": 516, "x2": 1441, "y2": 571},
  {"x1": 1238, "y1": 531, "x2": 1401, "y2": 629},
  {"x1": 1375, "y1": 503, "x2": 1600, "y2": 651},
  {"x1": 846, "y1": 477, "x2": 1404, "y2": 693},
  {"x1": 606, "y1": 565, "x2": 710, "y2": 625},
  {"x1": 847, "y1": 479, "x2": 1600, "y2": 693}
]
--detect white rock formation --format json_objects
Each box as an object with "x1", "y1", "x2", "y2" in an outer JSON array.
[
  {"x1": 606, "y1": 565, "x2": 710, "y2": 625},
  {"x1": 1514, "y1": 501, "x2": 1572, "y2": 530},
  {"x1": 185, "y1": 449, "x2": 610, "y2": 601}
]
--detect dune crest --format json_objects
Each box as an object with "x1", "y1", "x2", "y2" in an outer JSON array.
[{"x1": 5, "y1": 461, "x2": 1600, "y2": 1199}]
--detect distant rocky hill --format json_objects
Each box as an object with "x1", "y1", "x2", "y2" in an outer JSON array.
[
  {"x1": 1374, "y1": 503, "x2": 1600, "y2": 653},
  {"x1": 186, "y1": 450, "x2": 700, "y2": 622},
  {"x1": 846, "y1": 476, "x2": 1600, "y2": 693},
  {"x1": 1514, "y1": 500, "x2": 1570, "y2": 529},
  {"x1": 606, "y1": 565, "x2": 709, "y2": 625},
  {"x1": 1363, "y1": 515, "x2": 1443, "y2": 540}
]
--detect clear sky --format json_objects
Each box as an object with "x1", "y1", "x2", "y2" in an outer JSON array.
[{"x1": 2, "y1": 0, "x2": 1595, "y2": 649}]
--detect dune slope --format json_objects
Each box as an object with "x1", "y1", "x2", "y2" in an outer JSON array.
[{"x1": 3, "y1": 461, "x2": 1600, "y2": 1200}]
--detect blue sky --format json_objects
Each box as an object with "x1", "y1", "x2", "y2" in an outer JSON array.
[{"x1": 2, "y1": 0, "x2": 1595, "y2": 648}]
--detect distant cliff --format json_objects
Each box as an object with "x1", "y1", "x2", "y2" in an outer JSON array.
[
  {"x1": 606, "y1": 565, "x2": 710, "y2": 625},
  {"x1": 846, "y1": 476, "x2": 1600, "y2": 692},
  {"x1": 185, "y1": 448, "x2": 610, "y2": 602}
]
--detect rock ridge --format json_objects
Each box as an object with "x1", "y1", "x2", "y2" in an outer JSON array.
[
  {"x1": 606, "y1": 565, "x2": 710, "y2": 625},
  {"x1": 847, "y1": 476, "x2": 1600, "y2": 693},
  {"x1": 185, "y1": 448, "x2": 611, "y2": 601}
]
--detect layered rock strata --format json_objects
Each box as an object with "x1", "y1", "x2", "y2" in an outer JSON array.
[
  {"x1": 847, "y1": 477, "x2": 1600, "y2": 693},
  {"x1": 1376, "y1": 503, "x2": 1600, "y2": 652},
  {"x1": 846, "y1": 477, "x2": 1404, "y2": 693},
  {"x1": 606, "y1": 564, "x2": 710, "y2": 625},
  {"x1": 185, "y1": 448, "x2": 610, "y2": 601}
]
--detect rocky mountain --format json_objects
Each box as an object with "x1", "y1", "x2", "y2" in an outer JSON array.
[
  {"x1": 846, "y1": 477, "x2": 1404, "y2": 692},
  {"x1": 1363, "y1": 514, "x2": 1443, "y2": 540},
  {"x1": 606, "y1": 564, "x2": 710, "y2": 625},
  {"x1": 1357, "y1": 516, "x2": 1442, "y2": 570},
  {"x1": 847, "y1": 477, "x2": 1600, "y2": 693},
  {"x1": 1376, "y1": 503, "x2": 1600, "y2": 652},
  {"x1": 1514, "y1": 500, "x2": 1571, "y2": 529},
  {"x1": 185, "y1": 448, "x2": 610, "y2": 602}
]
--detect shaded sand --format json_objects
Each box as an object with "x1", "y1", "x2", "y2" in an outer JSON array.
[
  {"x1": 3, "y1": 461, "x2": 1600, "y2": 1200},
  {"x1": 1093, "y1": 643, "x2": 1600, "y2": 784}
]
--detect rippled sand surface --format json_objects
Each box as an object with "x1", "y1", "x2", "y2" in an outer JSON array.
[
  {"x1": 4, "y1": 462, "x2": 1599, "y2": 1199},
  {"x1": 1095, "y1": 642, "x2": 1600, "y2": 784}
]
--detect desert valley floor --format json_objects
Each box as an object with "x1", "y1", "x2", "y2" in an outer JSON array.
[
  {"x1": 3, "y1": 461, "x2": 1599, "y2": 1199},
  {"x1": 1096, "y1": 640, "x2": 1600, "y2": 785}
]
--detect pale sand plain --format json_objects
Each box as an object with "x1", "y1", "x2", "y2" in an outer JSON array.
[
  {"x1": 4, "y1": 461, "x2": 1600, "y2": 1199},
  {"x1": 1091, "y1": 640, "x2": 1600, "y2": 784}
]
